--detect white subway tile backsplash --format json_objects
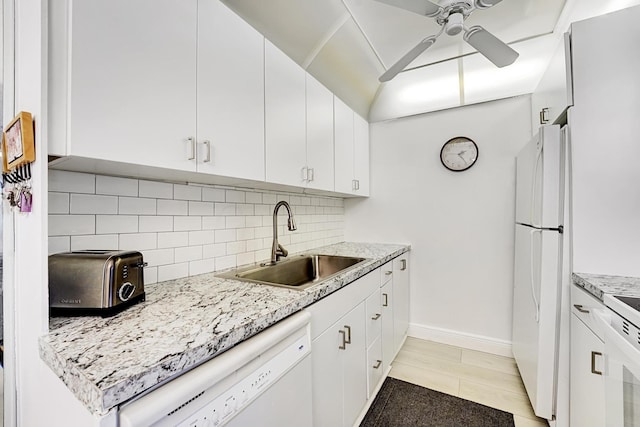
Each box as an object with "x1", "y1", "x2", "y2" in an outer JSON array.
[
  {"x1": 215, "y1": 229, "x2": 236, "y2": 243},
  {"x1": 214, "y1": 203, "x2": 235, "y2": 216},
  {"x1": 50, "y1": 215, "x2": 95, "y2": 236},
  {"x1": 119, "y1": 233, "x2": 157, "y2": 250},
  {"x1": 139, "y1": 180, "x2": 173, "y2": 199},
  {"x1": 49, "y1": 170, "x2": 95, "y2": 194},
  {"x1": 158, "y1": 263, "x2": 189, "y2": 282},
  {"x1": 144, "y1": 266, "x2": 159, "y2": 285},
  {"x1": 157, "y1": 199, "x2": 188, "y2": 216},
  {"x1": 158, "y1": 231, "x2": 189, "y2": 248},
  {"x1": 49, "y1": 192, "x2": 70, "y2": 214},
  {"x1": 139, "y1": 216, "x2": 173, "y2": 233},
  {"x1": 71, "y1": 234, "x2": 118, "y2": 251},
  {"x1": 202, "y1": 216, "x2": 226, "y2": 230},
  {"x1": 236, "y1": 204, "x2": 254, "y2": 216},
  {"x1": 70, "y1": 194, "x2": 118, "y2": 214},
  {"x1": 49, "y1": 236, "x2": 70, "y2": 254},
  {"x1": 226, "y1": 190, "x2": 245, "y2": 203},
  {"x1": 174, "y1": 184, "x2": 201, "y2": 201},
  {"x1": 189, "y1": 201, "x2": 214, "y2": 216},
  {"x1": 202, "y1": 188, "x2": 225, "y2": 202},
  {"x1": 48, "y1": 171, "x2": 344, "y2": 284},
  {"x1": 203, "y1": 243, "x2": 226, "y2": 259},
  {"x1": 189, "y1": 258, "x2": 215, "y2": 276},
  {"x1": 143, "y1": 248, "x2": 174, "y2": 267},
  {"x1": 96, "y1": 215, "x2": 138, "y2": 234},
  {"x1": 96, "y1": 175, "x2": 138, "y2": 197},
  {"x1": 119, "y1": 197, "x2": 156, "y2": 215},
  {"x1": 175, "y1": 246, "x2": 202, "y2": 263},
  {"x1": 174, "y1": 216, "x2": 202, "y2": 232},
  {"x1": 215, "y1": 255, "x2": 236, "y2": 271},
  {"x1": 189, "y1": 230, "x2": 215, "y2": 246}
]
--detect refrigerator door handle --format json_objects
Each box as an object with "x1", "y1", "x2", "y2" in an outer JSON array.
[{"x1": 530, "y1": 228, "x2": 542, "y2": 322}]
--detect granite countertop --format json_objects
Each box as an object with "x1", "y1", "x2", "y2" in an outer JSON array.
[
  {"x1": 39, "y1": 242, "x2": 409, "y2": 416},
  {"x1": 572, "y1": 272, "x2": 640, "y2": 301}
]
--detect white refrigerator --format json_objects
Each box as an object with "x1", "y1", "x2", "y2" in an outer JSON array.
[{"x1": 512, "y1": 124, "x2": 568, "y2": 421}]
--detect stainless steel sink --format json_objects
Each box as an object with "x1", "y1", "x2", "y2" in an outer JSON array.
[{"x1": 218, "y1": 254, "x2": 368, "y2": 290}]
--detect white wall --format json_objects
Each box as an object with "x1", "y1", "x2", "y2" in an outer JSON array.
[
  {"x1": 48, "y1": 170, "x2": 345, "y2": 282},
  {"x1": 345, "y1": 96, "x2": 532, "y2": 353}
]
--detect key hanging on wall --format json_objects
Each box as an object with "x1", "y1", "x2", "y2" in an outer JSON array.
[{"x1": 2, "y1": 111, "x2": 36, "y2": 213}]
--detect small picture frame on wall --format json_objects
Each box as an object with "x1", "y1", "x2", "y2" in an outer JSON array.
[{"x1": 3, "y1": 111, "x2": 35, "y2": 173}]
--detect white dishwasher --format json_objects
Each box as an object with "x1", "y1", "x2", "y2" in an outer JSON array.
[{"x1": 119, "y1": 311, "x2": 312, "y2": 427}]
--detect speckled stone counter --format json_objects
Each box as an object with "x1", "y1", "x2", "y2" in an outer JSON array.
[
  {"x1": 573, "y1": 272, "x2": 640, "y2": 301},
  {"x1": 39, "y1": 242, "x2": 409, "y2": 416}
]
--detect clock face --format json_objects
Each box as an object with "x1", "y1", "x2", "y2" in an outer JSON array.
[{"x1": 440, "y1": 137, "x2": 478, "y2": 172}]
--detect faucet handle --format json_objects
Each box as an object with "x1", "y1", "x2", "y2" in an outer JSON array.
[{"x1": 278, "y1": 243, "x2": 288, "y2": 258}]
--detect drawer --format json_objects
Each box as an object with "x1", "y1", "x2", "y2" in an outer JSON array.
[
  {"x1": 365, "y1": 288, "x2": 382, "y2": 347},
  {"x1": 571, "y1": 284, "x2": 605, "y2": 340},
  {"x1": 367, "y1": 336, "x2": 383, "y2": 398},
  {"x1": 380, "y1": 261, "x2": 393, "y2": 285}
]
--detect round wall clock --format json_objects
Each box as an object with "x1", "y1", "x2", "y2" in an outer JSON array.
[{"x1": 439, "y1": 136, "x2": 479, "y2": 172}]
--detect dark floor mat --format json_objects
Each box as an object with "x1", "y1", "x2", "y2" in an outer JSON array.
[{"x1": 361, "y1": 377, "x2": 515, "y2": 427}]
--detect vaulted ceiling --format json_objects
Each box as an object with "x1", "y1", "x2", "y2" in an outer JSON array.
[{"x1": 221, "y1": 0, "x2": 640, "y2": 121}]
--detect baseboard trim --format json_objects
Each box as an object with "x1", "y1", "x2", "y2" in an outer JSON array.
[{"x1": 408, "y1": 323, "x2": 513, "y2": 357}]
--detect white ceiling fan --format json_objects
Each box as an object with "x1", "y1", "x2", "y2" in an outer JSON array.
[{"x1": 374, "y1": 0, "x2": 519, "y2": 82}]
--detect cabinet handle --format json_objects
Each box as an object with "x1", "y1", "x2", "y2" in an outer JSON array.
[
  {"x1": 401, "y1": 259, "x2": 407, "y2": 271},
  {"x1": 382, "y1": 293, "x2": 388, "y2": 307},
  {"x1": 203, "y1": 140, "x2": 211, "y2": 163},
  {"x1": 338, "y1": 330, "x2": 346, "y2": 350},
  {"x1": 385, "y1": 271, "x2": 392, "y2": 276},
  {"x1": 308, "y1": 168, "x2": 314, "y2": 182},
  {"x1": 187, "y1": 137, "x2": 196, "y2": 160},
  {"x1": 591, "y1": 351, "x2": 602, "y2": 375},
  {"x1": 344, "y1": 325, "x2": 352, "y2": 344},
  {"x1": 371, "y1": 313, "x2": 381, "y2": 320},
  {"x1": 373, "y1": 360, "x2": 382, "y2": 369},
  {"x1": 574, "y1": 304, "x2": 590, "y2": 314},
  {"x1": 301, "y1": 167, "x2": 308, "y2": 182},
  {"x1": 356, "y1": 180, "x2": 360, "y2": 190},
  {"x1": 352, "y1": 179, "x2": 357, "y2": 191},
  {"x1": 540, "y1": 107, "x2": 550, "y2": 124}
]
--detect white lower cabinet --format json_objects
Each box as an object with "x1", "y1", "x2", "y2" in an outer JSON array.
[
  {"x1": 570, "y1": 287, "x2": 605, "y2": 427},
  {"x1": 312, "y1": 302, "x2": 367, "y2": 427},
  {"x1": 393, "y1": 256, "x2": 410, "y2": 352},
  {"x1": 367, "y1": 336, "x2": 383, "y2": 398},
  {"x1": 380, "y1": 277, "x2": 395, "y2": 371}
]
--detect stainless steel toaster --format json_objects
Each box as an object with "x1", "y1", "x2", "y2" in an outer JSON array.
[{"x1": 49, "y1": 250, "x2": 146, "y2": 316}]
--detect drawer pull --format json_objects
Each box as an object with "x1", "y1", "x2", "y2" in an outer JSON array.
[
  {"x1": 371, "y1": 313, "x2": 381, "y2": 321},
  {"x1": 373, "y1": 360, "x2": 382, "y2": 369},
  {"x1": 344, "y1": 325, "x2": 352, "y2": 344},
  {"x1": 591, "y1": 351, "x2": 602, "y2": 375},
  {"x1": 400, "y1": 259, "x2": 407, "y2": 271},
  {"x1": 385, "y1": 271, "x2": 393, "y2": 276},
  {"x1": 338, "y1": 330, "x2": 346, "y2": 350},
  {"x1": 382, "y1": 293, "x2": 388, "y2": 307},
  {"x1": 574, "y1": 304, "x2": 590, "y2": 314}
]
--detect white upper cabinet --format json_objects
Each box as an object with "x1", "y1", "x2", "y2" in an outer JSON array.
[
  {"x1": 49, "y1": 0, "x2": 198, "y2": 171},
  {"x1": 196, "y1": 0, "x2": 265, "y2": 181},
  {"x1": 265, "y1": 41, "x2": 307, "y2": 187},
  {"x1": 334, "y1": 97, "x2": 370, "y2": 196},
  {"x1": 305, "y1": 74, "x2": 335, "y2": 192},
  {"x1": 531, "y1": 33, "x2": 573, "y2": 129}
]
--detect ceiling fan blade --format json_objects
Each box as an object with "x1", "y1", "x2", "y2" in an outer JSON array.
[
  {"x1": 373, "y1": 0, "x2": 442, "y2": 17},
  {"x1": 474, "y1": 0, "x2": 503, "y2": 9},
  {"x1": 463, "y1": 25, "x2": 519, "y2": 68},
  {"x1": 379, "y1": 35, "x2": 438, "y2": 82}
]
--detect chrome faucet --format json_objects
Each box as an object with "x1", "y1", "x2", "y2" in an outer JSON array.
[{"x1": 271, "y1": 201, "x2": 297, "y2": 264}]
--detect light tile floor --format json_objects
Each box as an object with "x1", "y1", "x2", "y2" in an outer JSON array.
[{"x1": 389, "y1": 337, "x2": 548, "y2": 427}]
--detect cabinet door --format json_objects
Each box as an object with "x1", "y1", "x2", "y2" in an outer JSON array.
[
  {"x1": 367, "y1": 336, "x2": 383, "y2": 398},
  {"x1": 265, "y1": 41, "x2": 307, "y2": 186},
  {"x1": 196, "y1": 0, "x2": 265, "y2": 181},
  {"x1": 393, "y1": 256, "x2": 410, "y2": 352},
  {"x1": 334, "y1": 96, "x2": 355, "y2": 194},
  {"x1": 312, "y1": 321, "x2": 345, "y2": 427},
  {"x1": 353, "y1": 113, "x2": 370, "y2": 196},
  {"x1": 342, "y1": 303, "x2": 367, "y2": 427},
  {"x1": 365, "y1": 288, "x2": 382, "y2": 347},
  {"x1": 381, "y1": 280, "x2": 395, "y2": 371},
  {"x1": 306, "y1": 74, "x2": 335, "y2": 191},
  {"x1": 570, "y1": 313, "x2": 605, "y2": 427},
  {"x1": 66, "y1": 0, "x2": 197, "y2": 171}
]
